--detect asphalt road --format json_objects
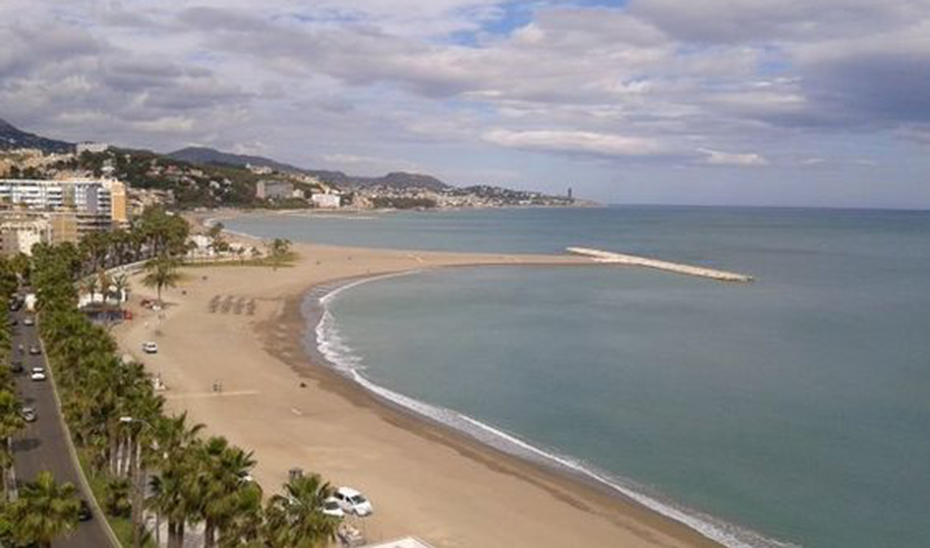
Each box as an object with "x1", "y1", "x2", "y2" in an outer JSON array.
[{"x1": 10, "y1": 305, "x2": 117, "y2": 548}]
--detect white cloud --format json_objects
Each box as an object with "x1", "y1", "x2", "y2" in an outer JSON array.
[
  {"x1": 483, "y1": 129, "x2": 665, "y2": 157},
  {"x1": 698, "y1": 148, "x2": 769, "y2": 167}
]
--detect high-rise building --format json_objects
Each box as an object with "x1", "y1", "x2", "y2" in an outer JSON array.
[
  {"x1": 0, "y1": 178, "x2": 129, "y2": 236},
  {"x1": 256, "y1": 180, "x2": 294, "y2": 200}
]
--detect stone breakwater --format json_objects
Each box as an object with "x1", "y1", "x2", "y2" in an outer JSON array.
[{"x1": 567, "y1": 247, "x2": 754, "y2": 283}]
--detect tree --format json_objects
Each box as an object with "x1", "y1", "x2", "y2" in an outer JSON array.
[
  {"x1": 208, "y1": 223, "x2": 229, "y2": 254},
  {"x1": 264, "y1": 474, "x2": 338, "y2": 548},
  {"x1": 137, "y1": 207, "x2": 190, "y2": 258},
  {"x1": 113, "y1": 272, "x2": 131, "y2": 304},
  {"x1": 142, "y1": 256, "x2": 181, "y2": 305},
  {"x1": 147, "y1": 413, "x2": 204, "y2": 548},
  {"x1": 0, "y1": 391, "x2": 25, "y2": 501},
  {"x1": 9, "y1": 471, "x2": 81, "y2": 548},
  {"x1": 80, "y1": 275, "x2": 99, "y2": 303},
  {"x1": 268, "y1": 238, "x2": 292, "y2": 271},
  {"x1": 218, "y1": 482, "x2": 264, "y2": 548},
  {"x1": 193, "y1": 437, "x2": 257, "y2": 548}
]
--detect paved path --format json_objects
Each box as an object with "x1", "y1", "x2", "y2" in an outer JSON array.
[{"x1": 10, "y1": 305, "x2": 118, "y2": 548}]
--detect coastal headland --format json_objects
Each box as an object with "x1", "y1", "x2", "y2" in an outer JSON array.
[{"x1": 114, "y1": 230, "x2": 726, "y2": 547}]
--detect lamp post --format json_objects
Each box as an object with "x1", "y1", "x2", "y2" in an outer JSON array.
[{"x1": 120, "y1": 416, "x2": 153, "y2": 548}]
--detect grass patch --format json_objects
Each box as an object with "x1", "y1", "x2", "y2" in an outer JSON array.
[{"x1": 182, "y1": 251, "x2": 299, "y2": 269}]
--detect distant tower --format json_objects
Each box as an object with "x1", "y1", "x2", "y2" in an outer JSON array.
[{"x1": 567, "y1": 187, "x2": 573, "y2": 200}]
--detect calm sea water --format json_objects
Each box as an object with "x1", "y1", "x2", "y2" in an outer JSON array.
[{"x1": 228, "y1": 207, "x2": 930, "y2": 547}]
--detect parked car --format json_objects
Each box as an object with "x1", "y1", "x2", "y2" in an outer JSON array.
[
  {"x1": 322, "y1": 496, "x2": 345, "y2": 518},
  {"x1": 142, "y1": 341, "x2": 159, "y2": 354},
  {"x1": 28, "y1": 345, "x2": 41, "y2": 355},
  {"x1": 10, "y1": 361, "x2": 23, "y2": 374},
  {"x1": 23, "y1": 316, "x2": 35, "y2": 326},
  {"x1": 21, "y1": 407, "x2": 36, "y2": 422},
  {"x1": 78, "y1": 499, "x2": 93, "y2": 521},
  {"x1": 30, "y1": 367, "x2": 46, "y2": 381},
  {"x1": 334, "y1": 487, "x2": 373, "y2": 516}
]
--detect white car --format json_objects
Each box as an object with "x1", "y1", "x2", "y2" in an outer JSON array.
[
  {"x1": 23, "y1": 316, "x2": 35, "y2": 326},
  {"x1": 334, "y1": 487, "x2": 373, "y2": 516},
  {"x1": 30, "y1": 367, "x2": 47, "y2": 381},
  {"x1": 142, "y1": 341, "x2": 159, "y2": 354},
  {"x1": 321, "y1": 496, "x2": 344, "y2": 518}
]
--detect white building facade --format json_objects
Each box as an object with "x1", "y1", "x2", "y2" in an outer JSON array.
[
  {"x1": 311, "y1": 193, "x2": 341, "y2": 208},
  {"x1": 0, "y1": 215, "x2": 53, "y2": 256}
]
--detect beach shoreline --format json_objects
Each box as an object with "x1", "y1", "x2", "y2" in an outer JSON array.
[
  {"x1": 275, "y1": 277, "x2": 728, "y2": 547},
  {"x1": 114, "y1": 213, "x2": 731, "y2": 547}
]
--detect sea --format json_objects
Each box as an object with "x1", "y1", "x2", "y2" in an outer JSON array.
[{"x1": 226, "y1": 206, "x2": 930, "y2": 548}]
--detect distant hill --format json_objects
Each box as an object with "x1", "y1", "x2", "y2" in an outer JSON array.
[
  {"x1": 0, "y1": 118, "x2": 74, "y2": 153},
  {"x1": 170, "y1": 146, "x2": 450, "y2": 191},
  {"x1": 362, "y1": 171, "x2": 449, "y2": 191},
  {"x1": 167, "y1": 146, "x2": 305, "y2": 174}
]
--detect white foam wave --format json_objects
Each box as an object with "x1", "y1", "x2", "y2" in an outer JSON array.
[{"x1": 310, "y1": 278, "x2": 798, "y2": 548}]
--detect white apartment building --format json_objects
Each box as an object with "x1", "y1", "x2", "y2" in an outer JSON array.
[
  {"x1": 311, "y1": 193, "x2": 341, "y2": 208},
  {"x1": 0, "y1": 177, "x2": 126, "y2": 216}
]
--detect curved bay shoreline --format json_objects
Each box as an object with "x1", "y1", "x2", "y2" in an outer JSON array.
[{"x1": 116, "y1": 214, "x2": 733, "y2": 547}]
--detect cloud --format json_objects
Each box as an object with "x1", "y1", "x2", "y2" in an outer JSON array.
[
  {"x1": 698, "y1": 148, "x2": 769, "y2": 167},
  {"x1": 483, "y1": 129, "x2": 665, "y2": 157},
  {"x1": 628, "y1": 0, "x2": 930, "y2": 43},
  {"x1": 1, "y1": 0, "x2": 930, "y2": 206}
]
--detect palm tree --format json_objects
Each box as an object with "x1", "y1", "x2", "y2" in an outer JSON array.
[
  {"x1": 264, "y1": 474, "x2": 338, "y2": 548},
  {"x1": 142, "y1": 255, "x2": 181, "y2": 305},
  {"x1": 208, "y1": 223, "x2": 228, "y2": 254},
  {"x1": 0, "y1": 390, "x2": 25, "y2": 501},
  {"x1": 147, "y1": 413, "x2": 204, "y2": 548},
  {"x1": 113, "y1": 272, "x2": 131, "y2": 304},
  {"x1": 80, "y1": 275, "x2": 99, "y2": 303},
  {"x1": 268, "y1": 238, "x2": 292, "y2": 271},
  {"x1": 148, "y1": 458, "x2": 197, "y2": 548},
  {"x1": 9, "y1": 471, "x2": 81, "y2": 548},
  {"x1": 194, "y1": 437, "x2": 257, "y2": 548},
  {"x1": 218, "y1": 482, "x2": 264, "y2": 547}
]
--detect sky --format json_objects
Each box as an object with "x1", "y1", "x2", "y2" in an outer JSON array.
[{"x1": 2, "y1": 0, "x2": 930, "y2": 208}]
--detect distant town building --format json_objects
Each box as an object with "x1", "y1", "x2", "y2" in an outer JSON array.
[
  {"x1": 76, "y1": 142, "x2": 109, "y2": 154},
  {"x1": 568, "y1": 187, "x2": 573, "y2": 200},
  {"x1": 256, "y1": 180, "x2": 293, "y2": 200},
  {"x1": 246, "y1": 163, "x2": 273, "y2": 175},
  {"x1": 311, "y1": 193, "x2": 341, "y2": 208},
  {"x1": 128, "y1": 188, "x2": 174, "y2": 216}
]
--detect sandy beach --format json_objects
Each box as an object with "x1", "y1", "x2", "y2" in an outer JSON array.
[{"x1": 113, "y1": 236, "x2": 722, "y2": 548}]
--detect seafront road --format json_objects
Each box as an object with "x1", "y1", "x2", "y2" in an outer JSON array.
[{"x1": 10, "y1": 305, "x2": 118, "y2": 548}]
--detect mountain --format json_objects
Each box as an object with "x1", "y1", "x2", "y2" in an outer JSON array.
[
  {"x1": 167, "y1": 146, "x2": 305, "y2": 174},
  {"x1": 0, "y1": 118, "x2": 74, "y2": 153},
  {"x1": 170, "y1": 146, "x2": 450, "y2": 191},
  {"x1": 361, "y1": 171, "x2": 449, "y2": 191}
]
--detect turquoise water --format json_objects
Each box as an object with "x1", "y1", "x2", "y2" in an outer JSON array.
[{"x1": 229, "y1": 207, "x2": 930, "y2": 547}]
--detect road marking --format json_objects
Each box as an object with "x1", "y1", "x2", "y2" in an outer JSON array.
[{"x1": 164, "y1": 390, "x2": 260, "y2": 400}]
